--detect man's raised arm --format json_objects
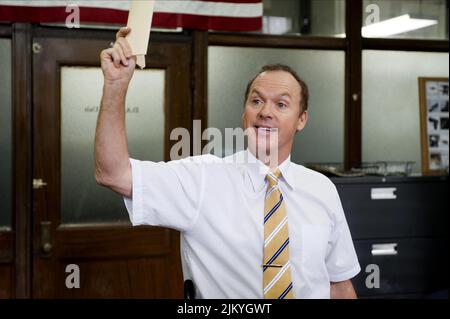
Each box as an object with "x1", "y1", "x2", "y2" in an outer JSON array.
[{"x1": 94, "y1": 27, "x2": 136, "y2": 198}]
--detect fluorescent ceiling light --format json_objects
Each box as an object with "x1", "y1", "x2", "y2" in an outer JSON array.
[{"x1": 362, "y1": 14, "x2": 438, "y2": 37}]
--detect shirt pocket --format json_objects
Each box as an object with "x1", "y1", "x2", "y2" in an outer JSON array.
[{"x1": 300, "y1": 225, "x2": 332, "y2": 269}]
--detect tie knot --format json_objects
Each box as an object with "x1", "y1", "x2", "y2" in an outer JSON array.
[{"x1": 266, "y1": 169, "x2": 282, "y2": 187}]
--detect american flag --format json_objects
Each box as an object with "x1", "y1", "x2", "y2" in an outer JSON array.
[{"x1": 0, "y1": 0, "x2": 263, "y2": 31}]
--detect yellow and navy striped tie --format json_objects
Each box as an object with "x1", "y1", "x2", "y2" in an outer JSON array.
[{"x1": 263, "y1": 169, "x2": 294, "y2": 299}]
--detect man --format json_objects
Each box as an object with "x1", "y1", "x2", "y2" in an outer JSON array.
[{"x1": 95, "y1": 27, "x2": 360, "y2": 299}]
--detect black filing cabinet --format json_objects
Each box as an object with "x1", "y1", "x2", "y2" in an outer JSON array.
[{"x1": 332, "y1": 176, "x2": 449, "y2": 298}]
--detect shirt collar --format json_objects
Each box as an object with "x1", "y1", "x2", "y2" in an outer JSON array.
[{"x1": 244, "y1": 149, "x2": 296, "y2": 192}]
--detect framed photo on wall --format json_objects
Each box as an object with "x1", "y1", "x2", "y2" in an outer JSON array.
[{"x1": 418, "y1": 77, "x2": 449, "y2": 175}]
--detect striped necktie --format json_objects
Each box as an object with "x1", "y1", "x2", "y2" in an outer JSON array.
[{"x1": 263, "y1": 169, "x2": 294, "y2": 299}]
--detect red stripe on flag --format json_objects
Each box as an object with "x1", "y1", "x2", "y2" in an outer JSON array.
[
  {"x1": 0, "y1": 6, "x2": 127, "y2": 24},
  {"x1": 199, "y1": 0, "x2": 261, "y2": 3}
]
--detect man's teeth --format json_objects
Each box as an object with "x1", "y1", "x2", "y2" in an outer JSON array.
[{"x1": 257, "y1": 127, "x2": 274, "y2": 132}]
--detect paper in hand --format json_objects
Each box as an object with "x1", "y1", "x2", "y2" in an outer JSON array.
[{"x1": 126, "y1": 0, "x2": 155, "y2": 69}]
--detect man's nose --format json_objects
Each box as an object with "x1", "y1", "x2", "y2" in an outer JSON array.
[{"x1": 258, "y1": 101, "x2": 274, "y2": 118}]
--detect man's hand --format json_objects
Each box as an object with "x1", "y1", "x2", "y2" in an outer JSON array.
[{"x1": 100, "y1": 27, "x2": 136, "y2": 87}]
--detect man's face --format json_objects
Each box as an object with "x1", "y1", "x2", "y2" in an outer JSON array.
[{"x1": 242, "y1": 70, "x2": 308, "y2": 163}]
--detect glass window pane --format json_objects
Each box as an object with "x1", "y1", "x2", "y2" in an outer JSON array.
[
  {"x1": 0, "y1": 38, "x2": 12, "y2": 229},
  {"x1": 208, "y1": 46, "x2": 345, "y2": 164},
  {"x1": 362, "y1": 50, "x2": 449, "y2": 174},
  {"x1": 61, "y1": 67, "x2": 165, "y2": 224},
  {"x1": 362, "y1": 0, "x2": 448, "y2": 40},
  {"x1": 261, "y1": 0, "x2": 345, "y2": 36}
]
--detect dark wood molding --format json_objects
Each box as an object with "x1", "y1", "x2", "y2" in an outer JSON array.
[
  {"x1": 191, "y1": 30, "x2": 208, "y2": 154},
  {"x1": 0, "y1": 263, "x2": 13, "y2": 298},
  {"x1": 208, "y1": 32, "x2": 346, "y2": 50},
  {"x1": 12, "y1": 23, "x2": 32, "y2": 298},
  {"x1": 0, "y1": 231, "x2": 14, "y2": 263},
  {"x1": 0, "y1": 24, "x2": 12, "y2": 37},
  {"x1": 32, "y1": 24, "x2": 191, "y2": 44},
  {"x1": 363, "y1": 38, "x2": 449, "y2": 52},
  {"x1": 344, "y1": 0, "x2": 363, "y2": 169}
]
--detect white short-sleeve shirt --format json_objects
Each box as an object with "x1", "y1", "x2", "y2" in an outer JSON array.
[{"x1": 124, "y1": 149, "x2": 360, "y2": 299}]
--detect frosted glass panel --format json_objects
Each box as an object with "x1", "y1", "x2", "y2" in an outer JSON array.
[
  {"x1": 61, "y1": 67, "x2": 165, "y2": 223},
  {"x1": 208, "y1": 46, "x2": 345, "y2": 164},
  {"x1": 362, "y1": 50, "x2": 449, "y2": 174},
  {"x1": 0, "y1": 39, "x2": 12, "y2": 228},
  {"x1": 262, "y1": 0, "x2": 345, "y2": 36}
]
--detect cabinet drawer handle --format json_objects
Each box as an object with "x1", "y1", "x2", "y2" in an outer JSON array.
[
  {"x1": 371, "y1": 187, "x2": 397, "y2": 200},
  {"x1": 371, "y1": 243, "x2": 398, "y2": 256}
]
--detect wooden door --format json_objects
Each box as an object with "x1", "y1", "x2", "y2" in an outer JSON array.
[{"x1": 32, "y1": 33, "x2": 191, "y2": 298}]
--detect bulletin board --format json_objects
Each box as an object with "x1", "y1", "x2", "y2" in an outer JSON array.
[{"x1": 418, "y1": 77, "x2": 449, "y2": 175}]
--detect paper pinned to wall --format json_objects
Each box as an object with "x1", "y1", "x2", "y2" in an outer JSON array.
[{"x1": 126, "y1": 0, "x2": 155, "y2": 69}]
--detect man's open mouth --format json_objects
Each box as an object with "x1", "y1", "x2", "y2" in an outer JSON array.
[{"x1": 254, "y1": 125, "x2": 277, "y2": 133}]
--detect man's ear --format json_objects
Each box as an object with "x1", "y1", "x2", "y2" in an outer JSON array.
[{"x1": 296, "y1": 110, "x2": 308, "y2": 132}]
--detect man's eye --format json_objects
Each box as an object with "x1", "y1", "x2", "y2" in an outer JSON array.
[
  {"x1": 252, "y1": 99, "x2": 262, "y2": 105},
  {"x1": 278, "y1": 103, "x2": 287, "y2": 109}
]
